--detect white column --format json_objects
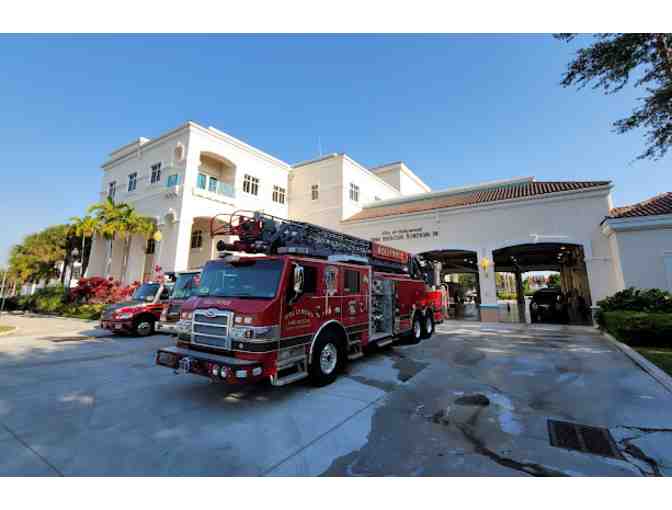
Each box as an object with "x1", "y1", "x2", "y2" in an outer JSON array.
[
  {"x1": 173, "y1": 216, "x2": 193, "y2": 273},
  {"x1": 85, "y1": 234, "x2": 107, "y2": 278},
  {"x1": 477, "y1": 248, "x2": 498, "y2": 322}
]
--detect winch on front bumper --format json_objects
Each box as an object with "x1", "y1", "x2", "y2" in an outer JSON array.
[{"x1": 155, "y1": 345, "x2": 266, "y2": 383}]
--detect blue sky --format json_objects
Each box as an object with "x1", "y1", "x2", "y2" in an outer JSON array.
[{"x1": 1, "y1": 34, "x2": 669, "y2": 265}]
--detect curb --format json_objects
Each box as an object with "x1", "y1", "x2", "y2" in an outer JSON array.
[
  {"x1": 16, "y1": 312, "x2": 99, "y2": 324},
  {"x1": 602, "y1": 331, "x2": 672, "y2": 395}
]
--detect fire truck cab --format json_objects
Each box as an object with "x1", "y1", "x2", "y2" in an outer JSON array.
[{"x1": 155, "y1": 212, "x2": 436, "y2": 387}]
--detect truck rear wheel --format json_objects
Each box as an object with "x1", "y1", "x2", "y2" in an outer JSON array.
[{"x1": 309, "y1": 334, "x2": 344, "y2": 387}]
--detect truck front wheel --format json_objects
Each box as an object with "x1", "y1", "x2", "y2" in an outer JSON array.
[
  {"x1": 134, "y1": 317, "x2": 155, "y2": 337},
  {"x1": 309, "y1": 334, "x2": 344, "y2": 386},
  {"x1": 404, "y1": 315, "x2": 423, "y2": 345}
]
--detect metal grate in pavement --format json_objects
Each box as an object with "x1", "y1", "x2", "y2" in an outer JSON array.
[{"x1": 548, "y1": 419, "x2": 623, "y2": 459}]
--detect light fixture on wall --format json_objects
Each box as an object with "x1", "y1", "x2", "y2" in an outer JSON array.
[{"x1": 479, "y1": 257, "x2": 491, "y2": 275}]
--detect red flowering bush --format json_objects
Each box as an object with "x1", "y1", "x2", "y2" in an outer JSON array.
[{"x1": 69, "y1": 277, "x2": 141, "y2": 304}]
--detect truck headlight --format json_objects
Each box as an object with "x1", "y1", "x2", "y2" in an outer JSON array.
[
  {"x1": 181, "y1": 311, "x2": 192, "y2": 320},
  {"x1": 253, "y1": 326, "x2": 277, "y2": 339}
]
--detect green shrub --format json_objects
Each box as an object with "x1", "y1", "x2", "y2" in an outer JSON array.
[
  {"x1": 597, "y1": 287, "x2": 672, "y2": 314},
  {"x1": 1, "y1": 296, "x2": 20, "y2": 311},
  {"x1": 601, "y1": 311, "x2": 672, "y2": 347},
  {"x1": 60, "y1": 303, "x2": 105, "y2": 320}
]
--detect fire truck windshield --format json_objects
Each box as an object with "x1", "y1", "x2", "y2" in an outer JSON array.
[
  {"x1": 196, "y1": 259, "x2": 284, "y2": 299},
  {"x1": 132, "y1": 283, "x2": 160, "y2": 302},
  {"x1": 171, "y1": 273, "x2": 200, "y2": 300}
]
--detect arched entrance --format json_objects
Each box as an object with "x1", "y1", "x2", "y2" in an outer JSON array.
[
  {"x1": 493, "y1": 243, "x2": 592, "y2": 325},
  {"x1": 421, "y1": 249, "x2": 481, "y2": 321}
]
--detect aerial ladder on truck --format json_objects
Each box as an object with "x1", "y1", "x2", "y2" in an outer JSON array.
[{"x1": 209, "y1": 210, "x2": 435, "y2": 280}]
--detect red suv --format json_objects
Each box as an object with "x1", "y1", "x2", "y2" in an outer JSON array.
[{"x1": 100, "y1": 281, "x2": 173, "y2": 336}]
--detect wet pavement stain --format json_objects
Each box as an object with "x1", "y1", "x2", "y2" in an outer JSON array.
[
  {"x1": 346, "y1": 375, "x2": 398, "y2": 393},
  {"x1": 391, "y1": 355, "x2": 429, "y2": 383},
  {"x1": 455, "y1": 394, "x2": 491, "y2": 406}
]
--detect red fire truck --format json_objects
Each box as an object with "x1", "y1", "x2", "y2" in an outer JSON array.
[{"x1": 155, "y1": 211, "x2": 438, "y2": 387}]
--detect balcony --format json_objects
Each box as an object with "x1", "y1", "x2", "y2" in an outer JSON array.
[{"x1": 193, "y1": 181, "x2": 236, "y2": 204}]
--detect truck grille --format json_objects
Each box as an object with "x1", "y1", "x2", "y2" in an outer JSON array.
[{"x1": 191, "y1": 309, "x2": 233, "y2": 350}]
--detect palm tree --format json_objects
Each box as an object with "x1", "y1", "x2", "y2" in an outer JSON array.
[
  {"x1": 88, "y1": 198, "x2": 156, "y2": 282},
  {"x1": 118, "y1": 210, "x2": 156, "y2": 283},
  {"x1": 88, "y1": 197, "x2": 132, "y2": 278},
  {"x1": 69, "y1": 215, "x2": 99, "y2": 276}
]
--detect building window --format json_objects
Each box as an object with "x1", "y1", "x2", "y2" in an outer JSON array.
[
  {"x1": 108, "y1": 181, "x2": 117, "y2": 200},
  {"x1": 272, "y1": 185, "x2": 286, "y2": 204},
  {"x1": 150, "y1": 162, "x2": 162, "y2": 184},
  {"x1": 146, "y1": 238, "x2": 156, "y2": 255},
  {"x1": 349, "y1": 183, "x2": 359, "y2": 202},
  {"x1": 128, "y1": 172, "x2": 137, "y2": 192},
  {"x1": 208, "y1": 176, "x2": 219, "y2": 193},
  {"x1": 190, "y1": 230, "x2": 203, "y2": 249},
  {"x1": 344, "y1": 269, "x2": 361, "y2": 294},
  {"x1": 166, "y1": 174, "x2": 180, "y2": 187},
  {"x1": 196, "y1": 173, "x2": 207, "y2": 190},
  {"x1": 311, "y1": 184, "x2": 319, "y2": 201},
  {"x1": 243, "y1": 174, "x2": 259, "y2": 196}
]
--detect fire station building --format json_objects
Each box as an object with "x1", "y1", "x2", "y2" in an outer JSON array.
[{"x1": 87, "y1": 121, "x2": 672, "y2": 323}]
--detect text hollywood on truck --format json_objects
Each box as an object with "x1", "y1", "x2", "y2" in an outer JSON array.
[{"x1": 155, "y1": 211, "x2": 443, "y2": 387}]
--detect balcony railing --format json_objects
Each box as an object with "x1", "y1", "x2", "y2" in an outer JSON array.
[
  {"x1": 194, "y1": 181, "x2": 236, "y2": 201},
  {"x1": 214, "y1": 182, "x2": 235, "y2": 198}
]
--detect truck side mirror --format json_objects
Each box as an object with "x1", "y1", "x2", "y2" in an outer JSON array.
[{"x1": 293, "y1": 264, "x2": 305, "y2": 296}]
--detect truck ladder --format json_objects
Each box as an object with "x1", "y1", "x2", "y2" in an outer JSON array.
[{"x1": 210, "y1": 210, "x2": 430, "y2": 277}]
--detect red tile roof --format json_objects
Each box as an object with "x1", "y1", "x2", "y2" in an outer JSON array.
[
  {"x1": 344, "y1": 180, "x2": 611, "y2": 222},
  {"x1": 609, "y1": 192, "x2": 672, "y2": 219}
]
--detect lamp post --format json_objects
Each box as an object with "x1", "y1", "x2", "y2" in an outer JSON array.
[{"x1": 0, "y1": 269, "x2": 7, "y2": 317}]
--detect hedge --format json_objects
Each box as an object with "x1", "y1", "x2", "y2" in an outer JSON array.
[
  {"x1": 597, "y1": 287, "x2": 672, "y2": 314},
  {"x1": 601, "y1": 310, "x2": 672, "y2": 348},
  {"x1": 5, "y1": 285, "x2": 105, "y2": 320}
]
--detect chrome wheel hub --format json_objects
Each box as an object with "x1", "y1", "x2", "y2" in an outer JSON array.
[
  {"x1": 320, "y1": 343, "x2": 338, "y2": 374},
  {"x1": 414, "y1": 320, "x2": 422, "y2": 339},
  {"x1": 137, "y1": 321, "x2": 151, "y2": 334}
]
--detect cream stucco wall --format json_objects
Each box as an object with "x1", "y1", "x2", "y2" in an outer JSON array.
[
  {"x1": 371, "y1": 162, "x2": 431, "y2": 196},
  {"x1": 288, "y1": 154, "x2": 401, "y2": 231},
  {"x1": 342, "y1": 188, "x2": 620, "y2": 305},
  {"x1": 88, "y1": 121, "x2": 651, "y2": 318},
  {"x1": 605, "y1": 217, "x2": 672, "y2": 291},
  {"x1": 89, "y1": 122, "x2": 290, "y2": 283}
]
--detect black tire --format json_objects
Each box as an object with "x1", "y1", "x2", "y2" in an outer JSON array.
[
  {"x1": 422, "y1": 311, "x2": 435, "y2": 339},
  {"x1": 405, "y1": 314, "x2": 423, "y2": 345},
  {"x1": 309, "y1": 332, "x2": 345, "y2": 387},
  {"x1": 134, "y1": 316, "x2": 155, "y2": 337}
]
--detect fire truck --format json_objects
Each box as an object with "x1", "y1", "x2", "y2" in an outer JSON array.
[{"x1": 155, "y1": 211, "x2": 439, "y2": 387}]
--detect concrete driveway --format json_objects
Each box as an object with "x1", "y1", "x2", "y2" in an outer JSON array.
[{"x1": 1, "y1": 317, "x2": 671, "y2": 476}]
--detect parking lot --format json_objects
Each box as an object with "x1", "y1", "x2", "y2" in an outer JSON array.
[{"x1": 1, "y1": 316, "x2": 671, "y2": 476}]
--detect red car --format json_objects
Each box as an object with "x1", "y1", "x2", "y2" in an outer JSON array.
[{"x1": 100, "y1": 281, "x2": 173, "y2": 336}]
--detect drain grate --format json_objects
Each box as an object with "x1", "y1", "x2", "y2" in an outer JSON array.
[{"x1": 548, "y1": 420, "x2": 623, "y2": 459}]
